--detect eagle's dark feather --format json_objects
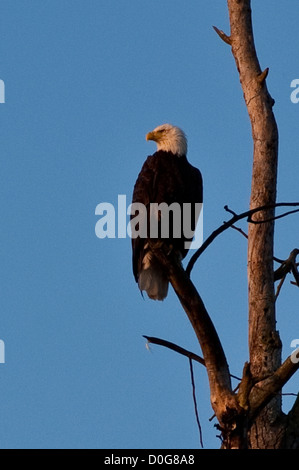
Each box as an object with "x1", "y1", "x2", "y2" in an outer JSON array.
[{"x1": 131, "y1": 150, "x2": 203, "y2": 299}]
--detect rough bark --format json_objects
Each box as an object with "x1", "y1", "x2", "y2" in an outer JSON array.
[
  {"x1": 226, "y1": 0, "x2": 280, "y2": 379},
  {"x1": 213, "y1": 0, "x2": 299, "y2": 448},
  {"x1": 226, "y1": 0, "x2": 282, "y2": 448}
]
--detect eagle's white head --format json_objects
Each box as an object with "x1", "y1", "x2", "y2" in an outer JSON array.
[{"x1": 146, "y1": 123, "x2": 187, "y2": 157}]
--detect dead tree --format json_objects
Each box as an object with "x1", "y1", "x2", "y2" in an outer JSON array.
[{"x1": 146, "y1": 0, "x2": 299, "y2": 449}]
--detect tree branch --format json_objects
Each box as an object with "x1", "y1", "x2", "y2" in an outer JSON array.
[
  {"x1": 149, "y1": 244, "x2": 240, "y2": 424},
  {"x1": 248, "y1": 208, "x2": 299, "y2": 224},
  {"x1": 186, "y1": 202, "x2": 299, "y2": 276},
  {"x1": 275, "y1": 273, "x2": 287, "y2": 300},
  {"x1": 143, "y1": 335, "x2": 205, "y2": 447},
  {"x1": 231, "y1": 224, "x2": 248, "y2": 239},
  {"x1": 248, "y1": 355, "x2": 299, "y2": 421},
  {"x1": 143, "y1": 335, "x2": 206, "y2": 367},
  {"x1": 143, "y1": 335, "x2": 241, "y2": 381},
  {"x1": 274, "y1": 249, "x2": 299, "y2": 299},
  {"x1": 213, "y1": 25, "x2": 232, "y2": 45},
  {"x1": 274, "y1": 249, "x2": 299, "y2": 281},
  {"x1": 257, "y1": 67, "x2": 269, "y2": 85}
]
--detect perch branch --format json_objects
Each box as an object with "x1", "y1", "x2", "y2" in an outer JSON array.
[{"x1": 149, "y1": 244, "x2": 240, "y2": 423}]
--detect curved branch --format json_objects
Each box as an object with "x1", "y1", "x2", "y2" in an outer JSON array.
[
  {"x1": 143, "y1": 335, "x2": 241, "y2": 381},
  {"x1": 248, "y1": 208, "x2": 299, "y2": 224},
  {"x1": 143, "y1": 335, "x2": 206, "y2": 367}
]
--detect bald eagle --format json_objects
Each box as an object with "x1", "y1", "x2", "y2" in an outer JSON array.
[{"x1": 131, "y1": 124, "x2": 203, "y2": 300}]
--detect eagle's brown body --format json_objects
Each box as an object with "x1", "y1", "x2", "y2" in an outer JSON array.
[{"x1": 131, "y1": 125, "x2": 203, "y2": 300}]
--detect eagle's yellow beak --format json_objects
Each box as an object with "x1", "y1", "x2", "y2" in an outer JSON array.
[{"x1": 146, "y1": 131, "x2": 156, "y2": 142}]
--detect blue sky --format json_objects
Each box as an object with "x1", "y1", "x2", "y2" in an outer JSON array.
[{"x1": 0, "y1": 0, "x2": 298, "y2": 449}]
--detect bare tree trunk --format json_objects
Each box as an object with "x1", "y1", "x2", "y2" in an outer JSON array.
[
  {"x1": 227, "y1": 0, "x2": 280, "y2": 378},
  {"x1": 214, "y1": 0, "x2": 299, "y2": 448},
  {"x1": 226, "y1": 0, "x2": 282, "y2": 448},
  {"x1": 146, "y1": 0, "x2": 299, "y2": 449}
]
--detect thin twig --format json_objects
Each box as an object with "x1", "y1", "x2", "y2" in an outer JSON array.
[
  {"x1": 248, "y1": 208, "x2": 299, "y2": 224},
  {"x1": 291, "y1": 260, "x2": 299, "y2": 286},
  {"x1": 186, "y1": 202, "x2": 299, "y2": 276},
  {"x1": 144, "y1": 336, "x2": 204, "y2": 447},
  {"x1": 143, "y1": 335, "x2": 205, "y2": 366},
  {"x1": 274, "y1": 249, "x2": 299, "y2": 288},
  {"x1": 275, "y1": 274, "x2": 287, "y2": 300},
  {"x1": 143, "y1": 335, "x2": 241, "y2": 381},
  {"x1": 225, "y1": 207, "x2": 237, "y2": 217},
  {"x1": 189, "y1": 358, "x2": 204, "y2": 448},
  {"x1": 231, "y1": 224, "x2": 248, "y2": 239},
  {"x1": 274, "y1": 256, "x2": 286, "y2": 264}
]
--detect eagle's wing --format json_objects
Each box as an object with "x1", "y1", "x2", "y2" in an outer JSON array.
[
  {"x1": 131, "y1": 152, "x2": 203, "y2": 281},
  {"x1": 131, "y1": 155, "x2": 157, "y2": 282}
]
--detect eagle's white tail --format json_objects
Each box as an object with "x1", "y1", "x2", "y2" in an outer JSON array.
[{"x1": 138, "y1": 253, "x2": 168, "y2": 301}]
